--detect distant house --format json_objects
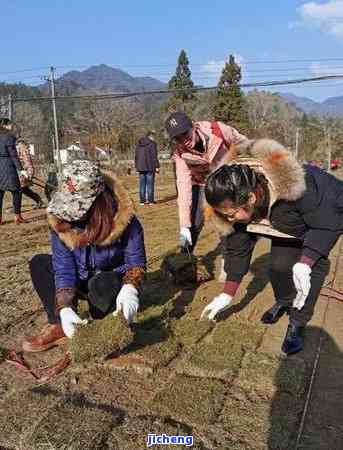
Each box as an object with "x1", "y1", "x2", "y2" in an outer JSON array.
[{"x1": 54, "y1": 143, "x2": 87, "y2": 165}]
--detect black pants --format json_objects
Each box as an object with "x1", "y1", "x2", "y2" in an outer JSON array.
[
  {"x1": 0, "y1": 189, "x2": 21, "y2": 215},
  {"x1": 189, "y1": 185, "x2": 204, "y2": 253},
  {"x1": 270, "y1": 238, "x2": 330, "y2": 326},
  {"x1": 29, "y1": 254, "x2": 122, "y2": 324},
  {"x1": 21, "y1": 186, "x2": 42, "y2": 204}
]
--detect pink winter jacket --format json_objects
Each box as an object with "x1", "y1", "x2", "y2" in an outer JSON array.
[{"x1": 173, "y1": 121, "x2": 248, "y2": 228}]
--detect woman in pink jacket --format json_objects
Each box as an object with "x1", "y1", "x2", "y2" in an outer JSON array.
[{"x1": 165, "y1": 112, "x2": 248, "y2": 252}]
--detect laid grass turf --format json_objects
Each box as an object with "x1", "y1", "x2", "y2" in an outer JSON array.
[
  {"x1": 237, "y1": 351, "x2": 306, "y2": 401},
  {"x1": 25, "y1": 395, "x2": 116, "y2": 450},
  {"x1": 106, "y1": 415, "x2": 196, "y2": 450},
  {"x1": 171, "y1": 316, "x2": 214, "y2": 348},
  {"x1": 69, "y1": 312, "x2": 134, "y2": 364},
  {"x1": 128, "y1": 325, "x2": 181, "y2": 369},
  {"x1": 0, "y1": 344, "x2": 9, "y2": 363},
  {"x1": 0, "y1": 387, "x2": 59, "y2": 449},
  {"x1": 150, "y1": 375, "x2": 225, "y2": 427},
  {"x1": 176, "y1": 317, "x2": 264, "y2": 380}
]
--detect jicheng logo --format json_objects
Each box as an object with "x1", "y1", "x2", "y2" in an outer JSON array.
[
  {"x1": 169, "y1": 118, "x2": 178, "y2": 127},
  {"x1": 147, "y1": 433, "x2": 193, "y2": 447}
]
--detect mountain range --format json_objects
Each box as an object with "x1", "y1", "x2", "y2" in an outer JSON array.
[
  {"x1": 42, "y1": 64, "x2": 166, "y2": 94},
  {"x1": 278, "y1": 92, "x2": 343, "y2": 117}
]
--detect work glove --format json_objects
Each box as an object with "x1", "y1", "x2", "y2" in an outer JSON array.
[
  {"x1": 113, "y1": 284, "x2": 139, "y2": 323},
  {"x1": 180, "y1": 227, "x2": 192, "y2": 248},
  {"x1": 292, "y1": 262, "x2": 312, "y2": 310},
  {"x1": 59, "y1": 307, "x2": 88, "y2": 338},
  {"x1": 200, "y1": 293, "x2": 233, "y2": 321}
]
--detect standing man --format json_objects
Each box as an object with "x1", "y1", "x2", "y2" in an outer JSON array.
[
  {"x1": 165, "y1": 111, "x2": 248, "y2": 253},
  {"x1": 17, "y1": 139, "x2": 44, "y2": 209},
  {"x1": 135, "y1": 131, "x2": 160, "y2": 205}
]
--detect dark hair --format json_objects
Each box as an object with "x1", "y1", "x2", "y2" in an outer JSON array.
[
  {"x1": 55, "y1": 187, "x2": 117, "y2": 247},
  {"x1": 0, "y1": 118, "x2": 12, "y2": 127},
  {"x1": 205, "y1": 164, "x2": 263, "y2": 207}
]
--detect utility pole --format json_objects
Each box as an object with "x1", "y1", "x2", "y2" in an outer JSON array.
[
  {"x1": 8, "y1": 94, "x2": 13, "y2": 121},
  {"x1": 49, "y1": 66, "x2": 62, "y2": 174},
  {"x1": 295, "y1": 128, "x2": 299, "y2": 160},
  {"x1": 327, "y1": 128, "x2": 332, "y2": 173}
]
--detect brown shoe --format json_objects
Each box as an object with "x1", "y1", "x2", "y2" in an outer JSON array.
[{"x1": 22, "y1": 324, "x2": 66, "y2": 353}]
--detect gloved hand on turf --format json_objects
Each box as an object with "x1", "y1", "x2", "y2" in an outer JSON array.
[
  {"x1": 200, "y1": 293, "x2": 233, "y2": 321},
  {"x1": 292, "y1": 262, "x2": 312, "y2": 310},
  {"x1": 59, "y1": 307, "x2": 88, "y2": 338},
  {"x1": 113, "y1": 284, "x2": 139, "y2": 323},
  {"x1": 180, "y1": 227, "x2": 192, "y2": 248}
]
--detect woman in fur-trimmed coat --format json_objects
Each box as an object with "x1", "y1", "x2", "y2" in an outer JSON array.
[
  {"x1": 201, "y1": 139, "x2": 343, "y2": 355},
  {"x1": 22, "y1": 160, "x2": 146, "y2": 353}
]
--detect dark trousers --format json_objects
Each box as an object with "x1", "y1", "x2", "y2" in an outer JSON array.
[
  {"x1": 189, "y1": 185, "x2": 204, "y2": 253},
  {"x1": 269, "y1": 238, "x2": 330, "y2": 326},
  {"x1": 21, "y1": 186, "x2": 42, "y2": 204},
  {"x1": 0, "y1": 189, "x2": 21, "y2": 215},
  {"x1": 29, "y1": 254, "x2": 122, "y2": 324},
  {"x1": 139, "y1": 171, "x2": 155, "y2": 203}
]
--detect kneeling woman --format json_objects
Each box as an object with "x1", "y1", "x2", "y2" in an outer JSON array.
[
  {"x1": 202, "y1": 139, "x2": 343, "y2": 354},
  {"x1": 23, "y1": 160, "x2": 146, "y2": 352}
]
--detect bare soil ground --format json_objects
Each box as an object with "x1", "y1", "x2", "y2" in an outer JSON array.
[{"x1": 0, "y1": 175, "x2": 342, "y2": 450}]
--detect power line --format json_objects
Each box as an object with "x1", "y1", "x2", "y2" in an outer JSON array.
[
  {"x1": 11, "y1": 74, "x2": 343, "y2": 103},
  {"x1": 3, "y1": 56, "x2": 343, "y2": 77}
]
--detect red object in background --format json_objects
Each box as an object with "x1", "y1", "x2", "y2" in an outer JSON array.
[{"x1": 331, "y1": 159, "x2": 340, "y2": 170}]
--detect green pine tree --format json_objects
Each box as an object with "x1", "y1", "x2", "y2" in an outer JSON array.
[
  {"x1": 164, "y1": 50, "x2": 196, "y2": 114},
  {"x1": 213, "y1": 55, "x2": 250, "y2": 133}
]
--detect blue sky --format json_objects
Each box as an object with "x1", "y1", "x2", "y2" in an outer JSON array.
[{"x1": 2, "y1": 0, "x2": 343, "y2": 101}]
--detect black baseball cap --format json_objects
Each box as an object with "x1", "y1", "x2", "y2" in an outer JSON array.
[{"x1": 165, "y1": 112, "x2": 193, "y2": 139}]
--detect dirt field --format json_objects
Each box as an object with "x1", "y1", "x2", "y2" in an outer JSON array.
[{"x1": 0, "y1": 174, "x2": 342, "y2": 450}]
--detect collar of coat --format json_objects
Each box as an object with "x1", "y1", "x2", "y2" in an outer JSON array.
[
  {"x1": 204, "y1": 138, "x2": 306, "y2": 236},
  {"x1": 47, "y1": 170, "x2": 135, "y2": 250},
  {"x1": 174, "y1": 121, "x2": 232, "y2": 164}
]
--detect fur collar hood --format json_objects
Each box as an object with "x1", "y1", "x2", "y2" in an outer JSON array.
[
  {"x1": 48, "y1": 170, "x2": 135, "y2": 249},
  {"x1": 205, "y1": 138, "x2": 306, "y2": 236}
]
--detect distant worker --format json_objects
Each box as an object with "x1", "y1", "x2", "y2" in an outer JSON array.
[
  {"x1": 134, "y1": 131, "x2": 160, "y2": 205},
  {"x1": 0, "y1": 118, "x2": 26, "y2": 225},
  {"x1": 202, "y1": 139, "x2": 343, "y2": 355},
  {"x1": 165, "y1": 111, "x2": 248, "y2": 253},
  {"x1": 16, "y1": 139, "x2": 44, "y2": 209}
]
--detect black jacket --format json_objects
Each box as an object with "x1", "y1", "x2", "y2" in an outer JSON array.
[
  {"x1": 222, "y1": 165, "x2": 343, "y2": 283},
  {"x1": 135, "y1": 137, "x2": 159, "y2": 172},
  {"x1": 0, "y1": 129, "x2": 22, "y2": 191}
]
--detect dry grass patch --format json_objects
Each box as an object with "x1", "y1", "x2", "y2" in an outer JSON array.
[
  {"x1": 25, "y1": 395, "x2": 116, "y2": 450},
  {"x1": 176, "y1": 317, "x2": 264, "y2": 380},
  {"x1": 128, "y1": 326, "x2": 181, "y2": 370},
  {"x1": 220, "y1": 387, "x2": 300, "y2": 450},
  {"x1": 107, "y1": 415, "x2": 197, "y2": 450},
  {"x1": 171, "y1": 317, "x2": 214, "y2": 348},
  {"x1": 238, "y1": 352, "x2": 305, "y2": 401},
  {"x1": 0, "y1": 387, "x2": 59, "y2": 449},
  {"x1": 150, "y1": 375, "x2": 225, "y2": 427},
  {"x1": 69, "y1": 312, "x2": 134, "y2": 365}
]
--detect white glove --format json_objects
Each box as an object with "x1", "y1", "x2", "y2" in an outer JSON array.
[
  {"x1": 59, "y1": 307, "x2": 88, "y2": 338},
  {"x1": 20, "y1": 170, "x2": 28, "y2": 178},
  {"x1": 113, "y1": 284, "x2": 139, "y2": 323},
  {"x1": 200, "y1": 293, "x2": 233, "y2": 321},
  {"x1": 292, "y1": 263, "x2": 312, "y2": 311},
  {"x1": 180, "y1": 227, "x2": 192, "y2": 247}
]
